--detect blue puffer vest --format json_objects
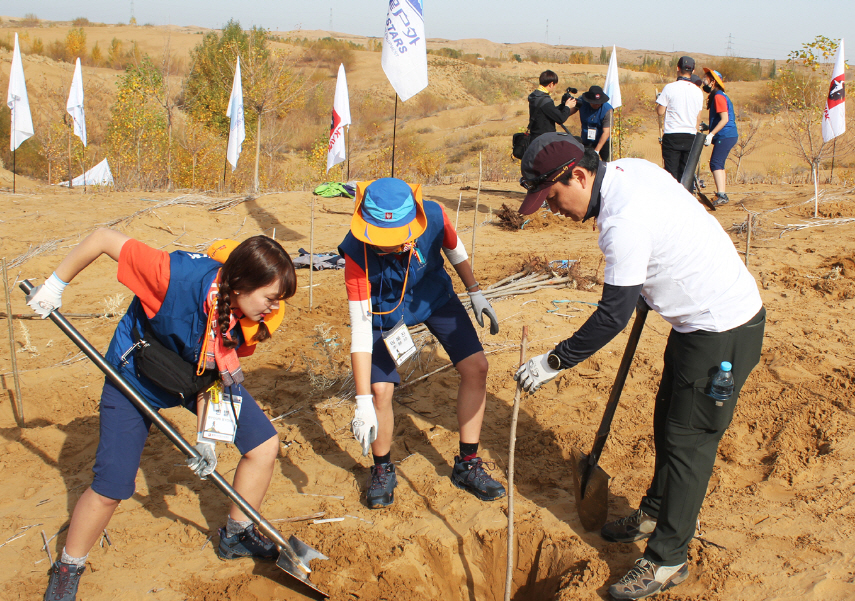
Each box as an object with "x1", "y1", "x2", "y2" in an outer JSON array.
[
  {"x1": 579, "y1": 99, "x2": 613, "y2": 146},
  {"x1": 104, "y1": 251, "x2": 224, "y2": 409},
  {"x1": 709, "y1": 91, "x2": 738, "y2": 140},
  {"x1": 338, "y1": 200, "x2": 455, "y2": 330}
]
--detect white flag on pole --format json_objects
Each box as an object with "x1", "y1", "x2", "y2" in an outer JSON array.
[
  {"x1": 603, "y1": 45, "x2": 622, "y2": 110},
  {"x1": 822, "y1": 38, "x2": 845, "y2": 143},
  {"x1": 66, "y1": 57, "x2": 87, "y2": 147},
  {"x1": 381, "y1": 0, "x2": 427, "y2": 102},
  {"x1": 7, "y1": 33, "x2": 34, "y2": 152},
  {"x1": 226, "y1": 57, "x2": 245, "y2": 171},
  {"x1": 327, "y1": 63, "x2": 352, "y2": 172}
]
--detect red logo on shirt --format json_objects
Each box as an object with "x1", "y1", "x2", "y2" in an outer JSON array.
[
  {"x1": 615, "y1": 166, "x2": 624, "y2": 171},
  {"x1": 385, "y1": 212, "x2": 393, "y2": 220}
]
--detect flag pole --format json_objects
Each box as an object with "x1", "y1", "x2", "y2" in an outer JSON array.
[
  {"x1": 309, "y1": 195, "x2": 315, "y2": 310},
  {"x1": 391, "y1": 94, "x2": 398, "y2": 178},
  {"x1": 346, "y1": 125, "x2": 350, "y2": 181},
  {"x1": 12, "y1": 149, "x2": 15, "y2": 194}
]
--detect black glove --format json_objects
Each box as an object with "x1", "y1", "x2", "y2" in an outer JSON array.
[{"x1": 561, "y1": 92, "x2": 572, "y2": 105}]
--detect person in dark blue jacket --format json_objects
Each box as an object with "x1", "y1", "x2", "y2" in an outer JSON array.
[
  {"x1": 702, "y1": 68, "x2": 739, "y2": 206},
  {"x1": 26, "y1": 230, "x2": 296, "y2": 601},
  {"x1": 568, "y1": 85, "x2": 614, "y2": 160},
  {"x1": 339, "y1": 178, "x2": 505, "y2": 509}
]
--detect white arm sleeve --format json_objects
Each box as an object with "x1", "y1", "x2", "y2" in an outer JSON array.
[
  {"x1": 441, "y1": 235, "x2": 469, "y2": 266},
  {"x1": 348, "y1": 299, "x2": 373, "y2": 354}
]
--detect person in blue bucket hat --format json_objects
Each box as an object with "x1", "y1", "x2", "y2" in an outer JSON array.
[{"x1": 338, "y1": 177, "x2": 505, "y2": 508}]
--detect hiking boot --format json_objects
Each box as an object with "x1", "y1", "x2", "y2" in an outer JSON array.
[
  {"x1": 44, "y1": 561, "x2": 85, "y2": 601},
  {"x1": 712, "y1": 192, "x2": 729, "y2": 206},
  {"x1": 601, "y1": 508, "x2": 657, "y2": 543},
  {"x1": 451, "y1": 456, "x2": 506, "y2": 501},
  {"x1": 609, "y1": 557, "x2": 688, "y2": 600},
  {"x1": 366, "y1": 462, "x2": 397, "y2": 508},
  {"x1": 217, "y1": 524, "x2": 277, "y2": 560}
]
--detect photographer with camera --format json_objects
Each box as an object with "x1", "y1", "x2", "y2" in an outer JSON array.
[
  {"x1": 656, "y1": 56, "x2": 704, "y2": 181},
  {"x1": 527, "y1": 70, "x2": 574, "y2": 142},
  {"x1": 567, "y1": 85, "x2": 613, "y2": 160}
]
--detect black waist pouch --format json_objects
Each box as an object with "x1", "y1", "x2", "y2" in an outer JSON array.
[{"x1": 132, "y1": 327, "x2": 218, "y2": 400}]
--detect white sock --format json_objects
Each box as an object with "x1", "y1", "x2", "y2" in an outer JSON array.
[
  {"x1": 60, "y1": 547, "x2": 87, "y2": 567},
  {"x1": 226, "y1": 516, "x2": 252, "y2": 538}
]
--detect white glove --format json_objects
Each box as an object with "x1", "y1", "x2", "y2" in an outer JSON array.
[
  {"x1": 514, "y1": 353, "x2": 560, "y2": 393},
  {"x1": 704, "y1": 133, "x2": 714, "y2": 146},
  {"x1": 468, "y1": 290, "x2": 499, "y2": 335},
  {"x1": 186, "y1": 441, "x2": 217, "y2": 478},
  {"x1": 26, "y1": 272, "x2": 68, "y2": 318},
  {"x1": 351, "y1": 394, "x2": 378, "y2": 456}
]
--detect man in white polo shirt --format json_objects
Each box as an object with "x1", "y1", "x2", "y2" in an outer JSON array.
[
  {"x1": 514, "y1": 133, "x2": 765, "y2": 600},
  {"x1": 657, "y1": 56, "x2": 704, "y2": 181}
]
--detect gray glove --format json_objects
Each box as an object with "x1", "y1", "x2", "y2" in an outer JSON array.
[
  {"x1": 186, "y1": 441, "x2": 217, "y2": 478},
  {"x1": 468, "y1": 290, "x2": 499, "y2": 335},
  {"x1": 514, "y1": 353, "x2": 560, "y2": 393}
]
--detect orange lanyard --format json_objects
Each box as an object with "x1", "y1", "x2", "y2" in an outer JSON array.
[{"x1": 363, "y1": 244, "x2": 413, "y2": 316}]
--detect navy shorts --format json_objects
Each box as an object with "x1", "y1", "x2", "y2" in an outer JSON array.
[
  {"x1": 92, "y1": 379, "x2": 277, "y2": 500},
  {"x1": 709, "y1": 136, "x2": 738, "y2": 171},
  {"x1": 371, "y1": 296, "x2": 484, "y2": 385}
]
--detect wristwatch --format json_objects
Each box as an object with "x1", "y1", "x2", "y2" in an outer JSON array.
[{"x1": 547, "y1": 352, "x2": 562, "y2": 371}]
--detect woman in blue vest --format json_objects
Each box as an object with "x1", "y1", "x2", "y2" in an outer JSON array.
[
  {"x1": 339, "y1": 178, "x2": 505, "y2": 509},
  {"x1": 702, "y1": 68, "x2": 739, "y2": 206},
  {"x1": 26, "y1": 230, "x2": 295, "y2": 601},
  {"x1": 569, "y1": 85, "x2": 613, "y2": 161}
]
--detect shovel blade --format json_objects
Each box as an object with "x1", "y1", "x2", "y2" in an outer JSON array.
[
  {"x1": 275, "y1": 536, "x2": 329, "y2": 598},
  {"x1": 570, "y1": 448, "x2": 611, "y2": 532}
]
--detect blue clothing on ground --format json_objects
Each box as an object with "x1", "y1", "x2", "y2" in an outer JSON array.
[
  {"x1": 338, "y1": 200, "x2": 455, "y2": 330},
  {"x1": 709, "y1": 91, "x2": 738, "y2": 141},
  {"x1": 92, "y1": 379, "x2": 276, "y2": 500},
  {"x1": 369, "y1": 296, "x2": 484, "y2": 385}
]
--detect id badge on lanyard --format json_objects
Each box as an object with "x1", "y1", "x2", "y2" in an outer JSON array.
[
  {"x1": 586, "y1": 127, "x2": 597, "y2": 141},
  {"x1": 197, "y1": 381, "x2": 242, "y2": 444},
  {"x1": 383, "y1": 318, "x2": 417, "y2": 366}
]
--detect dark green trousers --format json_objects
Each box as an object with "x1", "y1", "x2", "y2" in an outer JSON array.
[{"x1": 640, "y1": 307, "x2": 765, "y2": 565}]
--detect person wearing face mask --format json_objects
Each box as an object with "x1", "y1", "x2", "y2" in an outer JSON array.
[
  {"x1": 702, "y1": 68, "x2": 739, "y2": 206},
  {"x1": 567, "y1": 85, "x2": 614, "y2": 160},
  {"x1": 339, "y1": 178, "x2": 505, "y2": 509},
  {"x1": 656, "y1": 56, "x2": 704, "y2": 181}
]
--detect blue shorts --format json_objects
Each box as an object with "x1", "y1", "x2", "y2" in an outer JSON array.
[
  {"x1": 371, "y1": 296, "x2": 484, "y2": 385},
  {"x1": 92, "y1": 379, "x2": 277, "y2": 500},
  {"x1": 710, "y1": 136, "x2": 738, "y2": 171}
]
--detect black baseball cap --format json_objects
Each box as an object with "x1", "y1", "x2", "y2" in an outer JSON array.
[
  {"x1": 677, "y1": 56, "x2": 695, "y2": 71},
  {"x1": 518, "y1": 133, "x2": 585, "y2": 214}
]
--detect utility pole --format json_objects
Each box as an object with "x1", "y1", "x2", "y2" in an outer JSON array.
[
  {"x1": 329, "y1": 8, "x2": 333, "y2": 31},
  {"x1": 726, "y1": 33, "x2": 734, "y2": 57},
  {"x1": 545, "y1": 19, "x2": 548, "y2": 45}
]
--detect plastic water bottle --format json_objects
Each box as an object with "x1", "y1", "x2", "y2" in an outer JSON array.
[{"x1": 709, "y1": 361, "x2": 734, "y2": 405}]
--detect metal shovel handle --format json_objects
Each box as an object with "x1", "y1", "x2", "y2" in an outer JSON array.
[
  {"x1": 581, "y1": 298, "x2": 649, "y2": 493},
  {"x1": 18, "y1": 280, "x2": 304, "y2": 570}
]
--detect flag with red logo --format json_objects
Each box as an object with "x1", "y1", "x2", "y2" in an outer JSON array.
[
  {"x1": 822, "y1": 39, "x2": 845, "y2": 143},
  {"x1": 327, "y1": 63, "x2": 351, "y2": 172}
]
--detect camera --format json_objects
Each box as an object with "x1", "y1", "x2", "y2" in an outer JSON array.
[{"x1": 565, "y1": 87, "x2": 578, "y2": 95}]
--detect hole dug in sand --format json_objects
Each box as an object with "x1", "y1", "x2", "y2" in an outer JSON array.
[{"x1": 181, "y1": 524, "x2": 606, "y2": 601}]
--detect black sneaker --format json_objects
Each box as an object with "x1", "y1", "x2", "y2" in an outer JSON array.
[
  {"x1": 712, "y1": 192, "x2": 729, "y2": 206},
  {"x1": 601, "y1": 508, "x2": 657, "y2": 543},
  {"x1": 451, "y1": 456, "x2": 506, "y2": 501},
  {"x1": 366, "y1": 462, "x2": 397, "y2": 508},
  {"x1": 609, "y1": 557, "x2": 688, "y2": 600},
  {"x1": 44, "y1": 561, "x2": 85, "y2": 601},
  {"x1": 217, "y1": 524, "x2": 277, "y2": 560}
]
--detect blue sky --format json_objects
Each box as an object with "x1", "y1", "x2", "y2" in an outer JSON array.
[{"x1": 2, "y1": 0, "x2": 852, "y2": 60}]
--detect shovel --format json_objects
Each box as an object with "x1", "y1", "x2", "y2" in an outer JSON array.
[
  {"x1": 680, "y1": 131, "x2": 716, "y2": 211},
  {"x1": 20, "y1": 280, "x2": 329, "y2": 598},
  {"x1": 570, "y1": 298, "x2": 649, "y2": 532}
]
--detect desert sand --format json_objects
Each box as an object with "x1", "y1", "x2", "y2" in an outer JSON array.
[{"x1": 0, "y1": 171, "x2": 854, "y2": 601}]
